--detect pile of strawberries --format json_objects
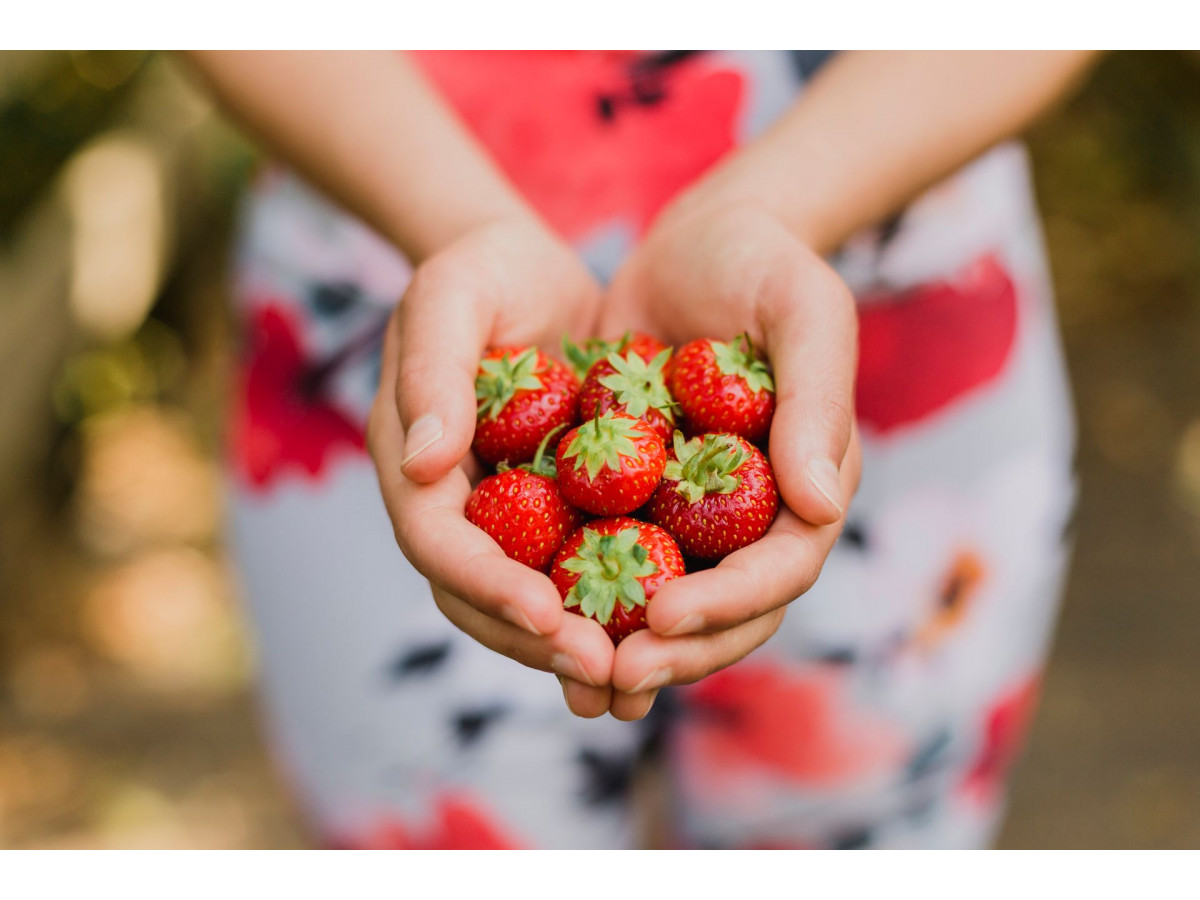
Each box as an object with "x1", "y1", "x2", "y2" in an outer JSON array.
[{"x1": 465, "y1": 332, "x2": 779, "y2": 644}]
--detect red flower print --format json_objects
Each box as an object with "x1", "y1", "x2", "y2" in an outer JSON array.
[
  {"x1": 410, "y1": 51, "x2": 745, "y2": 240},
  {"x1": 962, "y1": 673, "x2": 1042, "y2": 802},
  {"x1": 335, "y1": 794, "x2": 527, "y2": 850},
  {"x1": 856, "y1": 254, "x2": 1019, "y2": 435},
  {"x1": 678, "y1": 662, "x2": 905, "y2": 787},
  {"x1": 231, "y1": 303, "x2": 367, "y2": 490}
]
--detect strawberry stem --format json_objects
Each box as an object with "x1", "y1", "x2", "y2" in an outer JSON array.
[{"x1": 524, "y1": 423, "x2": 567, "y2": 477}]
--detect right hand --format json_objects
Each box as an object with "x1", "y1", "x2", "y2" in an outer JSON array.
[
  {"x1": 596, "y1": 201, "x2": 862, "y2": 720},
  {"x1": 367, "y1": 217, "x2": 618, "y2": 717}
]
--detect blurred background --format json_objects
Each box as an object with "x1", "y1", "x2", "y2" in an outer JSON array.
[{"x1": 1, "y1": 50, "x2": 1198, "y2": 849}]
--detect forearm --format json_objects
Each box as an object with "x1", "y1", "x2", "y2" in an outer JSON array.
[
  {"x1": 672, "y1": 50, "x2": 1099, "y2": 255},
  {"x1": 183, "y1": 51, "x2": 532, "y2": 262}
]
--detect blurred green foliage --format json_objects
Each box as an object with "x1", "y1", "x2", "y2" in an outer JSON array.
[
  {"x1": 1028, "y1": 51, "x2": 1200, "y2": 325},
  {"x1": 0, "y1": 52, "x2": 150, "y2": 238}
]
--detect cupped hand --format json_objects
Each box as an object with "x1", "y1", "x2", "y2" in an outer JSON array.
[
  {"x1": 367, "y1": 217, "x2": 617, "y2": 716},
  {"x1": 595, "y1": 201, "x2": 863, "y2": 720}
]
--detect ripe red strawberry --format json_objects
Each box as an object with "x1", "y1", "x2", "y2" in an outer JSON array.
[
  {"x1": 551, "y1": 517, "x2": 685, "y2": 644},
  {"x1": 621, "y1": 332, "x2": 671, "y2": 364},
  {"x1": 646, "y1": 432, "x2": 779, "y2": 560},
  {"x1": 562, "y1": 331, "x2": 670, "y2": 381},
  {"x1": 669, "y1": 334, "x2": 775, "y2": 444},
  {"x1": 579, "y1": 347, "x2": 677, "y2": 443},
  {"x1": 555, "y1": 410, "x2": 666, "y2": 516},
  {"x1": 465, "y1": 427, "x2": 582, "y2": 572},
  {"x1": 473, "y1": 345, "x2": 580, "y2": 466}
]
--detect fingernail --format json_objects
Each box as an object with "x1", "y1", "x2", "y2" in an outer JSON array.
[
  {"x1": 630, "y1": 667, "x2": 672, "y2": 694},
  {"x1": 401, "y1": 414, "x2": 443, "y2": 469},
  {"x1": 551, "y1": 652, "x2": 595, "y2": 687},
  {"x1": 664, "y1": 612, "x2": 705, "y2": 636},
  {"x1": 501, "y1": 605, "x2": 542, "y2": 636},
  {"x1": 807, "y1": 457, "x2": 844, "y2": 514}
]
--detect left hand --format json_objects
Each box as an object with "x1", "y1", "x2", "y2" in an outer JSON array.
[
  {"x1": 367, "y1": 218, "x2": 619, "y2": 718},
  {"x1": 581, "y1": 201, "x2": 863, "y2": 721}
]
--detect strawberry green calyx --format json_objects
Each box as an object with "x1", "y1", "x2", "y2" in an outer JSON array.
[
  {"x1": 562, "y1": 526, "x2": 659, "y2": 624},
  {"x1": 597, "y1": 348, "x2": 676, "y2": 422},
  {"x1": 665, "y1": 432, "x2": 749, "y2": 504},
  {"x1": 476, "y1": 348, "x2": 545, "y2": 420},
  {"x1": 711, "y1": 333, "x2": 775, "y2": 395},
  {"x1": 563, "y1": 335, "x2": 617, "y2": 381},
  {"x1": 562, "y1": 411, "x2": 645, "y2": 481}
]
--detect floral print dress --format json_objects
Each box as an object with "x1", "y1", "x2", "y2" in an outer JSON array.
[{"x1": 226, "y1": 51, "x2": 1076, "y2": 849}]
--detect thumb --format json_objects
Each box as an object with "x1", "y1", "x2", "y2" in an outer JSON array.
[
  {"x1": 393, "y1": 267, "x2": 489, "y2": 483},
  {"x1": 763, "y1": 255, "x2": 858, "y2": 526}
]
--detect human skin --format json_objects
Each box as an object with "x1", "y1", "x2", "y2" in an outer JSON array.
[{"x1": 184, "y1": 50, "x2": 1097, "y2": 721}]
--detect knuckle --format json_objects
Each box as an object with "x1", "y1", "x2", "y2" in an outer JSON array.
[
  {"x1": 817, "y1": 393, "x2": 855, "y2": 448},
  {"x1": 788, "y1": 531, "x2": 824, "y2": 597},
  {"x1": 806, "y1": 257, "x2": 857, "y2": 312},
  {"x1": 404, "y1": 257, "x2": 452, "y2": 302},
  {"x1": 407, "y1": 252, "x2": 488, "y2": 311},
  {"x1": 396, "y1": 359, "x2": 438, "y2": 415},
  {"x1": 391, "y1": 514, "x2": 417, "y2": 559},
  {"x1": 393, "y1": 500, "x2": 446, "y2": 564}
]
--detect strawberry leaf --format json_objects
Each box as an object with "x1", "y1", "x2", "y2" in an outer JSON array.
[
  {"x1": 476, "y1": 347, "x2": 546, "y2": 420},
  {"x1": 562, "y1": 526, "x2": 658, "y2": 625},
  {"x1": 562, "y1": 335, "x2": 617, "y2": 381},
  {"x1": 667, "y1": 432, "x2": 747, "y2": 504},
  {"x1": 711, "y1": 334, "x2": 775, "y2": 395},
  {"x1": 562, "y1": 411, "x2": 644, "y2": 482},
  {"x1": 597, "y1": 348, "x2": 676, "y2": 421}
]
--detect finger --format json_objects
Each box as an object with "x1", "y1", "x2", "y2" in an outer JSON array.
[
  {"x1": 612, "y1": 606, "x2": 787, "y2": 694},
  {"x1": 400, "y1": 490, "x2": 565, "y2": 637},
  {"x1": 434, "y1": 585, "x2": 614, "y2": 687},
  {"x1": 645, "y1": 444, "x2": 860, "y2": 636},
  {"x1": 559, "y1": 676, "x2": 613, "y2": 718},
  {"x1": 369, "y1": 375, "x2": 564, "y2": 637},
  {"x1": 608, "y1": 689, "x2": 660, "y2": 722},
  {"x1": 646, "y1": 510, "x2": 824, "y2": 635},
  {"x1": 393, "y1": 261, "x2": 491, "y2": 483},
  {"x1": 761, "y1": 250, "x2": 858, "y2": 526}
]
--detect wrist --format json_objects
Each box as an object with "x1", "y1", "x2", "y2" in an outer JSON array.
[
  {"x1": 655, "y1": 153, "x2": 842, "y2": 256},
  {"x1": 384, "y1": 198, "x2": 540, "y2": 266}
]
